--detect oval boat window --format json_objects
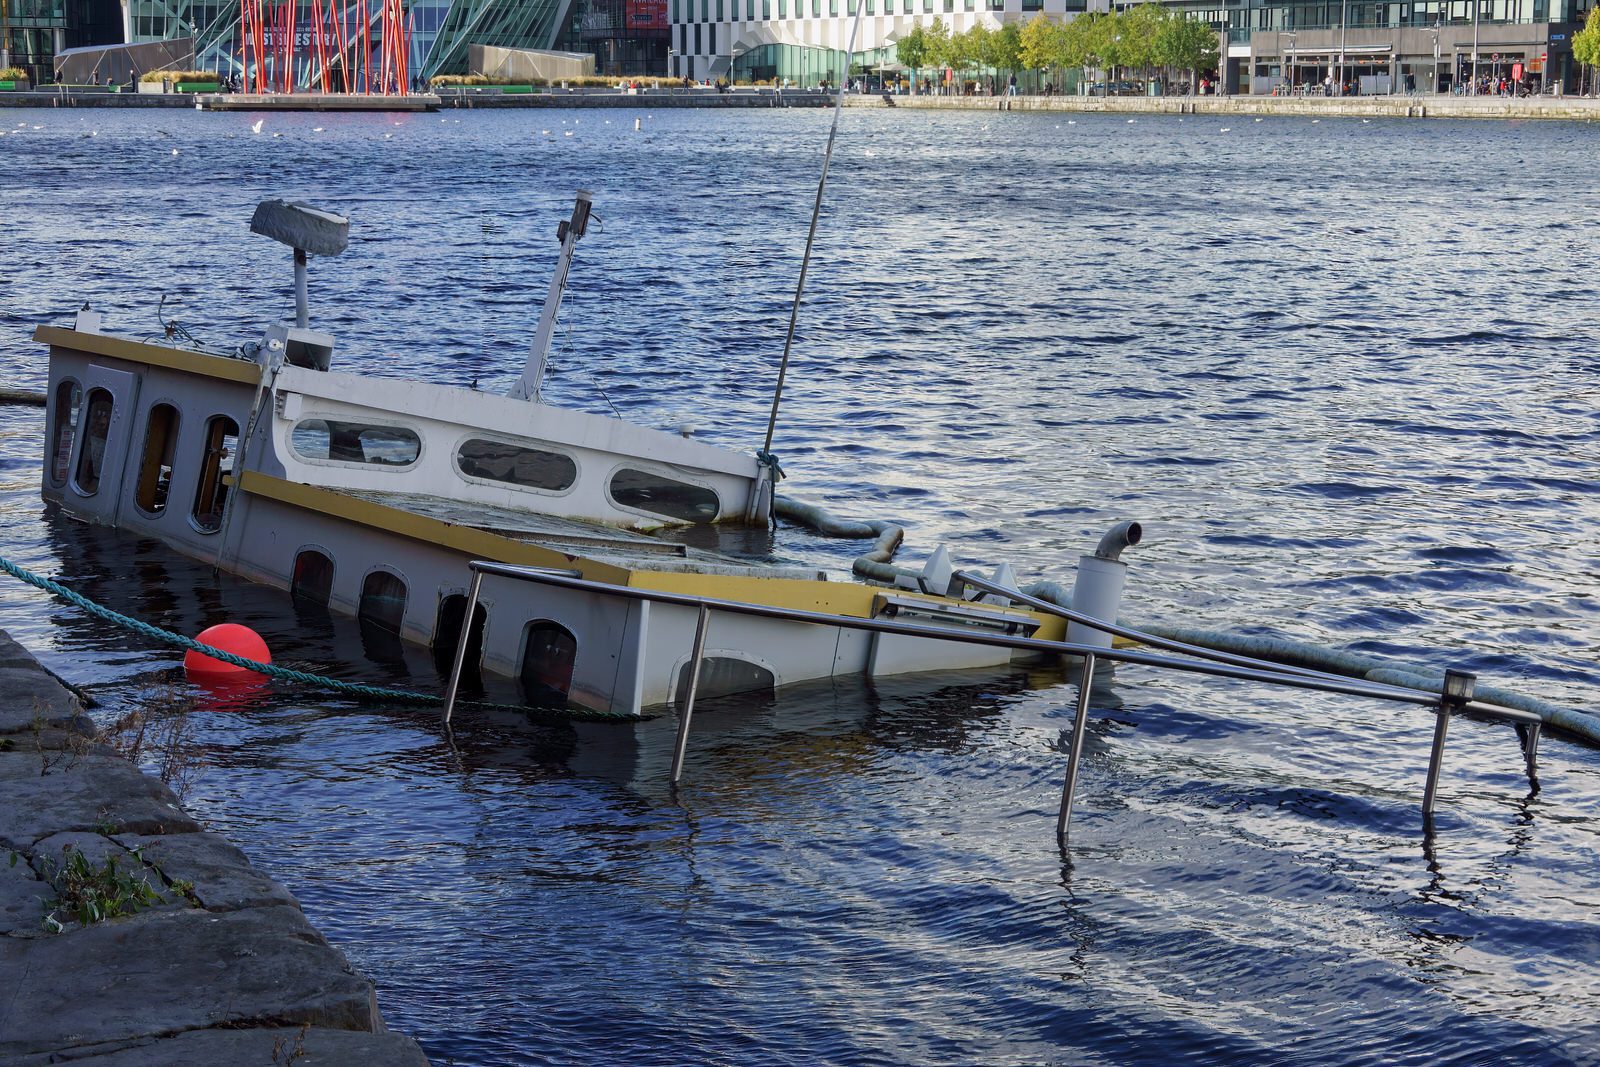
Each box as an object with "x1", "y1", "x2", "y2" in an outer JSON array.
[
  {"x1": 609, "y1": 468, "x2": 721, "y2": 523},
  {"x1": 457, "y1": 438, "x2": 577, "y2": 492},
  {"x1": 49, "y1": 381, "x2": 82, "y2": 486},
  {"x1": 73, "y1": 388, "x2": 114, "y2": 496},
  {"x1": 292, "y1": 419, "x2": 421, "y2": 466}
]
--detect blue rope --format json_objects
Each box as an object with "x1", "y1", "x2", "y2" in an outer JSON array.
[{"x1": 0, "y1": 554, "x2": 644, "y2": 724}]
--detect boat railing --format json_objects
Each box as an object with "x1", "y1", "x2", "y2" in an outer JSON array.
[{"x1": 444, "y1": 560, "x2": 1542, "y2": 850}]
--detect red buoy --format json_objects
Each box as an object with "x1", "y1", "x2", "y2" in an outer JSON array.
[{"x1": 184, "y1": 623, "x2": 272, "y2": 682}]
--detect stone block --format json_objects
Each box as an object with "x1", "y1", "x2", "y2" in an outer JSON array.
[
  {"x1": 0, "y1": 905, "x2": 382, "y2": 1060},
  {"x1": 0, "y1": 751, "x2": 199, "y2": 850},
  {"x1": 0, "y1": 665, "x2": 93, "y2": 738},
  {"x1": 12, "y1": 1025, "x2": 432, "y2": 1066},
  {"x1": 114, "y1": 830, "x2": 299, "y2": 912},
  {"x1": 0, "y1": 849, "x2": 51, "y2": 935}
]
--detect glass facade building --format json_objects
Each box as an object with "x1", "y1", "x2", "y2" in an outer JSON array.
[
  {"x1": 2, "y1": 0, "x2": 119, "y2": 83},
  {"x1": 118, "y1": 0, "x2": 575, "y2": 84}
]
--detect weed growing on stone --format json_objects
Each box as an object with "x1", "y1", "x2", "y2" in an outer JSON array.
[
  {"x1": 103, "y1": 684, "x2": 203, "y2": 803},
  {"x1": 39, "y1": 844, "x2": 161, "y2": 931},
  {"x1": 271, "y1": 1022, "x2": 310, "y2": 1064}
]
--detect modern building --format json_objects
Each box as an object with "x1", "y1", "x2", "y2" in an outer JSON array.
[
  {"x1": 1220, "y1": 0, "x2": 1582, "y2": 94},
  {"x1": 116, "y1": 0, "x2": 576, "y2": 84},
  {"x1": 673, "y1": 0, "x2": 1099, "y2": 85},
  {"x1": 1, "y1": 0, "x2": 121, "y2": 84}
]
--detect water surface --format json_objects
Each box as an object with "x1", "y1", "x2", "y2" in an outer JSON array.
[{"x1": 2, "y1": 105, "x2": 1599, "y2": 1065}]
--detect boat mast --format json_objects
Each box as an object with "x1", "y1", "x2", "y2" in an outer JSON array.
[
  {"x1": 760, "y1": 4, "x2": 867, "y2": 458},
  {"x1": 508, "y1": 190, "x2": 592, "y2": 403}
]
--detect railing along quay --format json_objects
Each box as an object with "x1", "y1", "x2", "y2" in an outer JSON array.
[{"x1": 444, "y1": 560, "x2": 1542, "y2": 852}]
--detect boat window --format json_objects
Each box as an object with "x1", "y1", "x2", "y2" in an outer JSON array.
[
  {"x1": 191, "y1": 416, "x2": 239, "y2": 533},
  {"x1": 291, "y1": 418, "x2": 421, "y2": 466},
  {"x1": 291, "y1": 549, "x2": 335, "y2": 606},
  {"x1": 134, "y1": 403, "x2": 180, "y2": 515},
  {"x1": 456, "y1": 438, "x2": 577, "y2": 492},
  {"x1": 674, "y1": 656, "x2": 776, "y2": 705},
  {"x1": 48, "y1": 380, "x2": 82, "y2": 486},
  {"x1": 73, "y1": 388, "x2": 115, "y2": 496},
  {"x1": 358, "y1": 570, "x2": 408, "y2": 635},
  {"x1": 520, "y1": 621, "x2": 577, "y2": 706},
  {"x1": 434, "y1": 594, "x2": 488, "y2": 678},
  {"x1": 609, "y1": 468, "x2": 721, "y2": 524}
]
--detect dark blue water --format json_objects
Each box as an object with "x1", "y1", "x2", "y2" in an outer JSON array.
[{"x1": 3, "y1": 105, "x2": 1600, "y2": 1066}]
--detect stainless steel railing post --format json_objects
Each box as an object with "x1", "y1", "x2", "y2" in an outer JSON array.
[
  {"x1": 441, "y1": 569, "x2": 484, "y2": 726},
  {"x1": 1422, "y1": 669, "x2": 1475, "y2": 821},
  {"x1": 1057, "y1": 652, "x2": 1097, "y2": 847},
  {"x1": 669, "y1": 603, "x2": 712, "y2": 787}
]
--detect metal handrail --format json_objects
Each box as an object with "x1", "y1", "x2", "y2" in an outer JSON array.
[{"x1": 444, "y1": 560, "x2": 1542, "y2": 848}]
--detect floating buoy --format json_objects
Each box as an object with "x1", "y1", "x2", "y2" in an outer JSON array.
[{"x1": 184, "y1": 623, "x2": 271, "y2": 682}]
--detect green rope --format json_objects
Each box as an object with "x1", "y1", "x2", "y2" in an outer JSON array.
[{"x1": 0, "y1": 554, "x2": 644, "y2": 724}]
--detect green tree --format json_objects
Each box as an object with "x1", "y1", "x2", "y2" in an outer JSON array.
[
  {"x1": 1153, "y1": 12, "x2": 1219, "y2": 93},
  {"x1": 1121, "y1": 3, "x2": 1165, "y2": 78},
  {"x1": 994, "y1": 21, "x2": 1023, "y2": 76},
  {"x1": 1573, "y1": 7, "x2": 1600, "y2": 95},
  {"x1": 1018, "y1": 13, "x2": 1057, "y2": 72},
  {"x1": 897, "y1": 22, "x2": 929, "y2": 80},
  {"x1": 925, "y1": 16, "x2": 953, "y2": 79}
]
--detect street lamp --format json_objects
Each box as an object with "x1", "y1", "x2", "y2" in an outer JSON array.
[
  {"x1": 1286, "y1": 30, "x2": 1296, "y2": 92},
  {"x1": 1337, "y1": 0, "x2": 1348, "y2": 95},
  {"x1": 1471, "y1": 0, "x2": 1480, "y2": 94},
  {"x1": 1431, "y1": 20, "x2": 1439, "y2": 95}
]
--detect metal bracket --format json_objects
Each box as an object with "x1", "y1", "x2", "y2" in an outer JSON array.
[{"x1": 1422, "y1": 669, "x2": 1476, "y2": 823}]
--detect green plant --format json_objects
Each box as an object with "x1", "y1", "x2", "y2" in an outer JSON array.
[
  {"x1": 40, "y1": 845, "x2": 162, "y2": 930},
  {"x1": 103, "y1": 685, "x2": 202, "y2": 803},
  {"x1": 0, "y1": 66, "x2": 26, "y2": 80},
  {"x1": 139, "y1": 69, "x2": 218, "y2": 84}
]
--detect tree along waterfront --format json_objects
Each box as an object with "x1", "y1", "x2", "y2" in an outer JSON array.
[{"x1": 895, "y1": 3, "x2": 1219, "y2": 96}]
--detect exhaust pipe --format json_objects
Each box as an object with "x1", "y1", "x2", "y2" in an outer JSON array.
[{"x1": 1068, "y1": 521, "x2": 1143, "y2": 650}]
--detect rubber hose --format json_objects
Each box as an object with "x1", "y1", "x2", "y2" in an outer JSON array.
[
  {"x1": 1140, "y1": 622, "x2": 1600, "y2": 746},
  {"x1": 773, "y1": 495, "x2": 916, "y2": 583}
]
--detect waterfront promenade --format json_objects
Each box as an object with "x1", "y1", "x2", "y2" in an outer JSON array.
[
  {"x1": 850, "y1": 90, "x2": 1600, "y2": 121},
  {"x1": 0, "y1": 630, "x2": 429, "y2": 1065},
  {"x1": 5, "y1": 83, "x2": 1600, "y2": 118}
]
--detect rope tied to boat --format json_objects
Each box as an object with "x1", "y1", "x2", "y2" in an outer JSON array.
[{"x1": 0, "y1": 554, "x2": 645, "y2": 724}]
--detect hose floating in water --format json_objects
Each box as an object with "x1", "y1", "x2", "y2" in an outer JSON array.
[
  {"x1": 772, "y1": 495, "x2": 912, "y2": 584},
  {"x1": 1139, "y1": 622, "x2": 1600, "y2": 746}
]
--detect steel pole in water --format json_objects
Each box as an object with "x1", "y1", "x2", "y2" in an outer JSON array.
[
  {"x1": 1057, "y1": 652, "x2": 1097, "y2": 846},
  {"x1": 669, "y1": 603, "x2": 712, "y2": 787},
  {"x1": 1422, "y1": 669, "x2": 1475, "y2": 820},
  {"x1": 441, "y1": 569, "x2": 483, "y2": 726}
]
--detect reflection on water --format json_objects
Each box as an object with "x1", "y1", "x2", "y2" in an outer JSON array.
[{"x1": 1, "y1": 108, "x2": 1599, "y2": 1065}]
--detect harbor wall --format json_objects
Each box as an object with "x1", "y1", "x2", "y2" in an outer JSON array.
[
  {"x1": 4, "y1": 85, "x2": 1597, "y2": 118},
  {"x1": 0, "y1": 630, "x2": 430, "y2": 1066}
]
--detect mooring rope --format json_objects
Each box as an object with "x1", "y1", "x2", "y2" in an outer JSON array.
[{"x1": 0, "y1": 554, "x2": 643, "y2": 723}]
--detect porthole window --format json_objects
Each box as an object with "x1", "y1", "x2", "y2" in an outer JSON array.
[
  {"x1": 48, "y1": 380, "x2": 82, "y2": 486},
  {"x1": 456, "y1": 438, "x2": 577, "y2": 492},
  {"x1": 291, "y1": 549, "x2": 335, "y2": 606},
  {"x1": 674, "y1": 656, "x2": 775, "y2": 705},
  {"x1": 520, "y1": 621, "x2": 577, "y2": 706},
  {"x1": 192, "y1": 416, "x2": 239, "y2": 533},
  {"x1": 73, "y1": 388, "x2": 115, "y2": 496},
  {"x1": 135, "y1": 403, "x2": 180, "y2": 515},
  {"x1": 291, "y1": 418, "x2": 421, "y2": 466},
  {"x1": 434, "y1": 594, "x2": 487, "y2": 678},
  {"x1": 357, "y1": 570, "x2": 407, "y2": 665},
  {"x1": 609, "y1": 468, "x2": 721, "y2": 523},
  {"x1": 359, "y1": 570, "x2": 408, "y2": 634}
]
